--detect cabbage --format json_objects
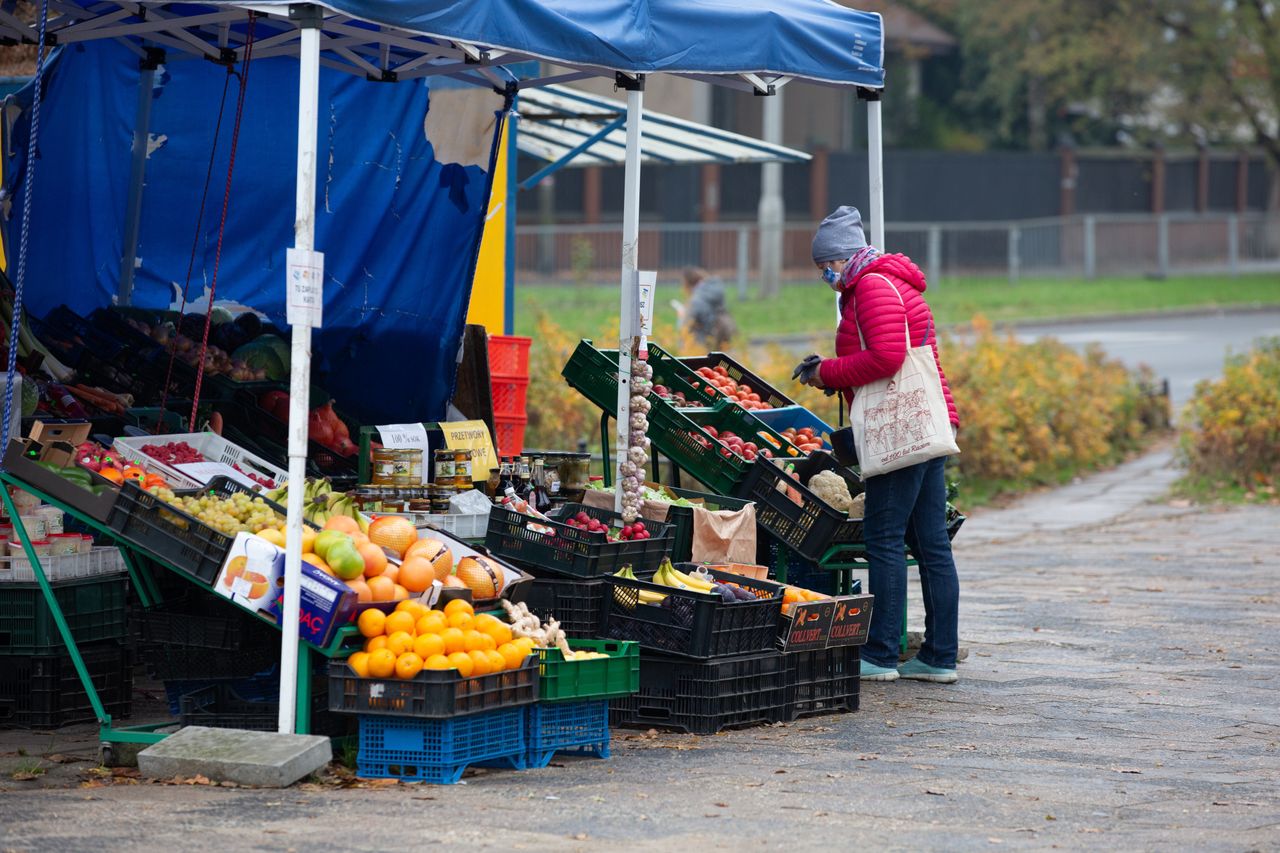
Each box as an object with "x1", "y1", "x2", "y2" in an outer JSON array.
[{"x1": 232, "y1": 335, "x2": 291, "y2": 381}]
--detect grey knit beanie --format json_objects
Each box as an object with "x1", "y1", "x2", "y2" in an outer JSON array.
[{"x1": 811, "y1": 205, "x2": 867, "y2": 263}]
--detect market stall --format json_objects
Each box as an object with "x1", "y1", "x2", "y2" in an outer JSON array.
[{"x1": 0, "y1": 0, "x2": 894, "y2": 782}]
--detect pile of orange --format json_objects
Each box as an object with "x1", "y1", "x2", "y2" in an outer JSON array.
[
  {"x1": 345, "y1": 598, "x2": 535, "y2": 680},
  {"x1": 781, "y1": 584, "x2": 830, "y2": 615}
]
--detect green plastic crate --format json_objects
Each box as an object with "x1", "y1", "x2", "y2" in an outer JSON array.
[
  {"x1": 0, "y1": 574, "x2": 130, "y2": 655},
  {"x1": 561, "y1": 340, "x2": 710, "y2": 414},
  {"x1": 537, "y1": 639, "x2": 639, "y2": 702}
]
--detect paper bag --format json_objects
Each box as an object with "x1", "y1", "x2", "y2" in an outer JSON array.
[{"x1": 691, "y1": 503, "x2": 757, "y2": 563}]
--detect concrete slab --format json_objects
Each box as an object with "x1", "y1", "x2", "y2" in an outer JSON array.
[{"x1": 137, "y1": 726, "x2": 331, "y2": 788}]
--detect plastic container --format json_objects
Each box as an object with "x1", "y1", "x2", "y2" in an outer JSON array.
[
  {"x1": 0, "y1": 573, "x2": 130, "y2": 654},
  {"x1": 0, "y1": 641, "x2": 133, "y2": 729},
  {"x1": 781, "y1": 645, "x2": 861, "y2": 721},
  {"x1": 356, "y1": 706, "x2": 527, "y2": 784},
  {"x1": 536, "y1": 639, "x2": 639, "y2": 702},
  {"x1": 679, "y1": 351, "x2": 799, "y2": 410},
  {"x1": 752, "y1": 406, "x2": 837, "y2": 450},
  {"x1": 493, "y1": 414, "x2": 527, "y2": 457},
  {"x1": 490, "y1": 374, "x2": 530, "y2": 419},
  {"x1": 560, "y1": 340, "x2": 708, "y2": 418},
  {"x1": 601, "y1": 568, "x2": 784, "y2": 659},
  {"x1": 178, "y1": 683, "x2": 348, "y2": 737},
  {"x1": 609, "y1": 650, "x2": 787, "y2": 734},
  {"x1": 48, "y1": 533, "x2": 81, "y2": 556},
  {"x1": 37, "y1": 505, "x2": 65, "y2": 536},
  {"x1": 105, "y1": 481, "x2": 236, "y2": 586},
  {"x1": 113, "y1": 431, "x2": 288, "y2": 490},
  {"x1": 17, "y1": 514, "x2": 47, "y2": 541},
  {"x1": 522, "y1": 576, "x2": 607, "y2": 638},
  {"x1": 733, "y1": 453, "x2": 864, "y2": 562},
  {"x1": 133, "y1": 600, "x2": 279, "y2": 651},
  {"x1": 484, "y1": 502, "x2": 673, "y2": 580},
  {"x1": 525, "y1": 699, "x2": 611, "y2": 768},
  {"x1": 328, "y1": 654, "x2": 538, "y2": 719},
  {"x1": 487, "y1": 335, "x2": 532, "y2": 377},
  {"x1": 416, "y1": 511, "x2": 489, "y2": 540}
]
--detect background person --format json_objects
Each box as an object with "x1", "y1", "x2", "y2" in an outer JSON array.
[
  {"x1": 802, "y1": 205, "x2": 962, "y2": 683},
  {"x1": 679, "y1": 266, "x2": 736, "y2": 351}
]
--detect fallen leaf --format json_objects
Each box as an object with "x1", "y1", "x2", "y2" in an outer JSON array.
[
  {"x1": 44, "y1": 753, "x2": 84, "y2": 764},
  {"x1": 774, "y1": 769, "x2": 787, "y2": 774},
  {"x1": 1110, "y1": 767, "x2": 1143, "y2": 775},
  {"x1": 1045, "y1": 815, "x2": 1056, "y2": 821},
  {"x1": 11, "y1": 771, "x2": 39, "y2": 781},
  {"x1": 925, "y1": 789, "x2": 946, "y2": 796},
  {"x1": 572, "y1": 833, "x2": 589, "y2": 840},
  {"x1": 713, "y1": 802, "x2": 729, "y2": 808},
  {"x1": 885, "y1": 721, "x2": 898, "y2": 728},
  {"x1": 955, "y1": 744, "x2": 977, "y2": 751},
  {"x1": 857, "y1": 754, "x2": 879, "y2": 761}
]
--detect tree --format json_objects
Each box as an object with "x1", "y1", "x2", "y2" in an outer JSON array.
[{"x1": 908, "y1": 0, "x2": 1280, "y2": 182}]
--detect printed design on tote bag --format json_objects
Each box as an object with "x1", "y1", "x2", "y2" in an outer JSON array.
[{"x1": 861, "y1": 369, "x2": 936, "y2": 458}]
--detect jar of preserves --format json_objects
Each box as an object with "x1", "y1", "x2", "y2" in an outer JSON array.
[
  {"x1": 371, "y1": 448, "x2": 399, "y2": 486},
  {"x1": 430, "y1": 485, "x2": 455, "y2": 514},
  {"x1": 433, "y1": 449, "x2": 456, "y2": 485},
  {"x1": 452, "y1": 449, "x2": 473, "y2": 490}
]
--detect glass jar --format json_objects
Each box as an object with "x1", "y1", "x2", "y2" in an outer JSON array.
[
  {"x1": 391, "y1": 450, "x2": 414, "y2": 488},
  {"x1": 406, "y1": 449, "x2": 424, "y2": 486},
  {"x1": 433, "y1": 449, "x2": 456, "y2": 485},
  {"x1": 452, "y1": 449, "x2": 473, "y2": 490},
  {"x1": 371, "y1": 448, "x2": 399, "y2": 486},
  {"x1": 430, "y1": 485, "x2": 454, "y2": 514},
  {"x1": 485, "y1": 468, "x2": 502, "y2": 499}
]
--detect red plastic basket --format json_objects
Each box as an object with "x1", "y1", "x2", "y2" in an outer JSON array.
[
  {"x1": 489, "y1": 335, "x2": 532, "y2": 377},
  {"x1": 494, "y1": 414, "x2": 527, "y2": 456},
  {"x1": 490, "y1": 374, "x2": 530, "y2": 418}
]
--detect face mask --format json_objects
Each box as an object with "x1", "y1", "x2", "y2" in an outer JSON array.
[{"x1": 822, "y1": 265, "x2": 840, "y2": 290}]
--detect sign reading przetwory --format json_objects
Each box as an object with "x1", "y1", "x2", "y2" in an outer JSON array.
[
  {"x1": 782, "y1": 600, "x2": 835, "y2": 652},
  {"x1": 827, "y1": 594, "x2": 874, "y2": 647},
  {"x1": 286, "y1": 247, "x2": 324, "y2": 328},
  {"x1": 439, "y1": 419, "x2": 498, "y2": 487}
]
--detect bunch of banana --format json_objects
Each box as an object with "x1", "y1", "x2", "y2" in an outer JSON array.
[
  {"x1": 652, "y1": 558, "x2": 715, "y2": 593},
  {"x1": 262, "y1": 477, "x2": 331, "y2": 507},
  {"x1": 613, "y1": 565, "x2": 666, "y2": 605}
]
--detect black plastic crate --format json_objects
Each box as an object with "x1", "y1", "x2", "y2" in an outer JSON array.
[
  {"x1": 0, "y1": 573, "x2": 130, "y2": 655},
  {"x1": 179, "y1": 683, "x2": 350, "y2": 737},
  {"x1": 0, "y1": 641, "x2": 133, "y2": 729},
  {"x1": 763, "y1": 538, "x2": 840, "y2": 596},
  {"x1": 133, "y1": 598, "x2": 278, "y2": 650},
  {"x1": 523, "y1": 576, "x2": 606, "y2": 638},
  {"x1": 782, "y1": 645, "x2": 861, "y2": 721},
  {"x1": 661, "y1": 487, "x2": 754, "y2": 563},
  {"x1": 602, "y1": 568, "x2": 783, "y2": 659},
  {"x1": 328, "y1": 654, "x2": 538, "y2": 719},
  {"x1": 610, "y1": 650, "x2": 787, "y2": 734},
  {"x1": 733, "y1": 452, "x2": 863, "y2": 562},
  {"x1": 226, "y1": 390, "x2": 358, "y2": 477},
  {"x1": 484, "y1": 502, "x2": 673, "y2": 580},
  {"x1": 138, "y1": 639, "x2": 279, "y2": 681},
  {"x1": 680, "y1": 352, "x2": 799, "y2": 410},
  {"x1": 106, "y1": 482, "x2": 233, "y2": 585}
]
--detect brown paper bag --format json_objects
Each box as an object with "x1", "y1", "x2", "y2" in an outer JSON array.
[{"x1": 690, "y1": 503, "x2": 757, "y2": 563}]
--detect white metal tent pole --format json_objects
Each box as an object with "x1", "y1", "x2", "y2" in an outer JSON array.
[
  {"x1": 866, "y1": 95, "x2": 885, "y2": 249},
  {"x1": 757, "y1": 87, "x2": 784, "y2": 298},
  {"x1": 119, "y1": 50, "x2": 162, "y2": 305},
  {"x1": 614, "y1": 77, "x2": 643, "y2": 513},
  {"x1": 279, "y1": 14, "x2": 321, "y2": 736}
]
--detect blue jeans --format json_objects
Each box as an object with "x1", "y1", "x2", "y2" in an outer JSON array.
[{"x1": 861, "y1": 456, "x2": 959, "y2": 669}]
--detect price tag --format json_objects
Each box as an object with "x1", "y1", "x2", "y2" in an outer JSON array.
[
  {"x1": 286, "y1": 247, "x2": 324, "y2": 328},
  {"x1": 782, "y1": 599, "x2": 835, "y2": 652},
  {"x1": 376, "y1": 423, "x2": 431, "y2": 485},
  {"x1": 827, "y1": 594, "x2": 873, "y2": 647},
  {"x1": 637, "y1": 270, "x2": 656, "y2": 336}
]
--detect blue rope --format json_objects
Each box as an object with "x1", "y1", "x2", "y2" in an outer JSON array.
[{"x1": 1, "y1": 0, "x2": 51, "y2": 467}]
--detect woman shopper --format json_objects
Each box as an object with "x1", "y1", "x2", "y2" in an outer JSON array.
[{"x1": 800, "y1": 205, "x2": 961, "y2": 683}]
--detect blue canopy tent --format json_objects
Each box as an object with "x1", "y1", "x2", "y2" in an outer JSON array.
[{"x1": 0, "y1": 0, "x2": 885, "y2": 733}]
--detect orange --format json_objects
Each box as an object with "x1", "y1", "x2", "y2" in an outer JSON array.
[
  {"x1": 364, "y1": 635, "x2": 388, "y2": 653},
  {"x1": 358, "y1": 542, "x2": 388, "y2": 578},
  {"x1": 394, "y1": 652, "x2": 423, "y2": 680},
  {"x1": 357, "y1": 608, "x2": 386, "y2": 638},
  {"x1": 302, "y1": 553, "x2": 335, "y2": 576},
  {"x1": 446, "y1": 611, "x2": 473, "y2": 631},
  {"x1": 383, "y1": 610, "x2": 416, "y2": 637},
  {"x1": 380, "y1": 563, "x2": 399, "y2": 584},
  {"x1": 413, "y1": 633, "x2": 446, "y2": 660},
  {"x1": 447, "y1": 651, "x2": 474, "y2": 677},
  {"x1": 392, "y1": 584, "x2": 410, "y2": 601},
  {"x1": 416, "y1": 613, "x2": 447, "y2": 636},
  {"x1": 386, "y1": 630, "x2": 415, "y2": 657},
  {"x1": 443, "y1": 598, "x2": 474, "y2": 618},
  {"x1": 324, "y1": 515, "x2": 362, "y2": 535},
  {"x1": 484, "y1": 649, "x2": 505, "y2": 673},
  {"x1": 424, "y1": 653, "x2": 453, "y2": 671},
  {"x1": 467, "y1": 649, "x2": 492, "y2": 676},
  {"x1": 367, "y1": 575, "x2": 396, "y2": 602},
  {"x1": 512, "y1": 637, "x2": 536, "y2": 656},
  {"x1": 462, "y1": 630, "x2": 488, "y2": 653},
  {"x1": 479, "y1": 621, "x2": 512, "y2": 647},
  {"x1": 472, "y1": 613, "x2": 500, "y2": 631},
  {"x1": 497, "y1": 643, "x2": 525, "y2": 671},
  {"x1": 347, "y1": 577, "x2": 372, "y2": 603},
  {"x1": 440, "y1": 627, "x2": 466, "y2": 655},
  {"x1": 397, "y1": 556, "x2": 435, "y2": 593},
  {"x1": 366, "y1": 648, "x2": 397, "y2": 678},
  {"x1": 395, "y1": 599, "x2": 427, "y2": 620},
  {"x1": 347, "y1": 651, "x2": 371, "y2": 677}
]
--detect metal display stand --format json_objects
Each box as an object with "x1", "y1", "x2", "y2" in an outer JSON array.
[{"x1": 0, "y1": 470, "x2": 359, "y2": 761}]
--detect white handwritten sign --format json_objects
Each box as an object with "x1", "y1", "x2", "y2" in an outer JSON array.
[
  {"x1": 638, "y1": 270, "x2": 656, "y2": 336},
  {"x1": 376, "y1": 423, "x2": 431, "y2": 484},
  {"x1": 286, "y1": 247, "x2": 324, "y2": 328}
]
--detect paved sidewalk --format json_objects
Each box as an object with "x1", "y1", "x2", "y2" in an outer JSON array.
[{"x1": 2, "y1": 457, "x2": 1277, "y2": 851}]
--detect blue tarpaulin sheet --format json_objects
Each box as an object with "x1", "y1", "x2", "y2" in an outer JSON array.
[{"x1": 5, "y1": 41, "x2": 497, "y2": 424}]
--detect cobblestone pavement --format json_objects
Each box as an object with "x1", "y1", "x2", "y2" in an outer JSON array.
[{"x1": 1, "y1": 482, "x2": 1277, "y2": 851}]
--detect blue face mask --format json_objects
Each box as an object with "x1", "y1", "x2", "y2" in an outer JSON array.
[{"x1": 821, "y1": 265, "x2": 839, "y2": 288}]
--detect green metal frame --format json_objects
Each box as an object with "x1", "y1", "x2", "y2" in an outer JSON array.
[{"x1": 0, "y1": 470, "x2": 360, "y2": 752}]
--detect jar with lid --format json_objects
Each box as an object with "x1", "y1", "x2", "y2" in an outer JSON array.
[
  {"x1": 391, "y1": 450, "x2": 415, "y2": 488},
  {"x1": 452, "y1": 448, "x2": 473, "y2": 490},
  {"x1": 433, "y1": 449, "x2": 456, "y2": 485},
  {"x1": 430, "y1": 485, "x2": 455, "y2": 514},
  {"x1": 406, "y1": 449, "x2": 424, "y2": 487},
  {"x1": 485, "y1": 467, "x2": 502, "y2": 499},
  {"x1": 371, "y1": 448, "x2": 399, "y2": 486}
]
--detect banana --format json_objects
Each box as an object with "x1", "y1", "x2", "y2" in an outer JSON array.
[
  {"x1": 356, "y1": 512, "x2": 370, "y2": 534},
  {"x1": 613, "y1": 565, "x2": 638, "y2": 581},
  {"x1": 637, "y1": 589, "x2": 667, "y2": 605},
  {"x1": 668, "y1": 566, "x2": 714, "y2": 592}
]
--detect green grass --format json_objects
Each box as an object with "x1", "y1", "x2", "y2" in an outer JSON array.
[{"x1": 514, "y1": 273, "x2": 1280, "y2": 342}]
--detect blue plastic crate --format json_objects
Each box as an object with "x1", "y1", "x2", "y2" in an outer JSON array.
[
  {"x1": 526, "y1": 700, "x2": 611, "y2": 769},
  {"x1": 752, "y1": 406, "x2": 836, "y2": 449},
  {"x1": 356, "y1": 707, "x2": 526, "y2": 784},
  {"x1": 161, "y1": 666, "x2": 281, "y2": 716}
]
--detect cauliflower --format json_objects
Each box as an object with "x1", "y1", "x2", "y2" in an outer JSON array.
[{"x1": 807, "y1": 470, "x2": 855, "y2": 514}]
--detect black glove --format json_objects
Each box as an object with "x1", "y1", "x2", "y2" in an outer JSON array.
[{"x1": 791, "y1": 353, "x2": 822, "y2": 384}]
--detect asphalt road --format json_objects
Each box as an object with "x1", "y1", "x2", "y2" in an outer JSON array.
[{"x1": 1010, "y1": 308, "x2": 1280, "y2": 412}]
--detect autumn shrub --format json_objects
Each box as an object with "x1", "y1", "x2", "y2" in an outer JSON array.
[{"x1": 1179, "y1": 338, "x2": 1280, "y2": 497}]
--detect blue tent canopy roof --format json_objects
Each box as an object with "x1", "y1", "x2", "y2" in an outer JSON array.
[{"x1": 1, "y1": 1, "x2": 883, "y2": 91}]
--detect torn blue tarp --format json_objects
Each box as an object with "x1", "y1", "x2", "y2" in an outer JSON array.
[{"x1": 3, "y1": 41, "x2": 498, "y2": 424}]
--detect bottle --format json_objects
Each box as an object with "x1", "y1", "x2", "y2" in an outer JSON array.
[
  {"x1": 531, "y1": 458, "x2": 552, "y2": 514},
  {"x1": 516, "y1": 456, "x2": 533, "y2": 500},
  {"x1": 501, "y1": 485, "x2": 550, "y2": 521},
  {"x1": 496, "y1": 458, "x2": 515, "y2": 499}
]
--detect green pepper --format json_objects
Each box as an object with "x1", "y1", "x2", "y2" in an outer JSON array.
[{"x1": 34, "y1": 460, "x2": 94, "y2": 490}]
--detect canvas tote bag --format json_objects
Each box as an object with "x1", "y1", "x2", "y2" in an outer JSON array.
[{"x1": 848, "y1": 276, "x2": 960, "y2": 477}]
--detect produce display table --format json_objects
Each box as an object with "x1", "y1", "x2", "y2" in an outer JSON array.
[{"x1": 0, "y1": 469, "x2": 358, "y2": 761}]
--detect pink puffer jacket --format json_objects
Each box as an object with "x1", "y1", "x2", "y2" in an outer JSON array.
[{"x1": 817, "y1": 254, "x2": 959, "y2": 427}]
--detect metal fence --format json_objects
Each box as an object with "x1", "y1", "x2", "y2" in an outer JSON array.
[{"x1": 515, "y1": 212, "x2": 1280, "y2": 288}]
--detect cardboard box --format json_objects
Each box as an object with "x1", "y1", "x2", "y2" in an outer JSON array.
[
  {"x1": 26, "y1": 421, "x2": 93, "y2": 468},
  {"x1": 3, "y1": 439, "x2": 119, "y2": 523},
  {"x1": 212, "y1": 532, "x2": 357, "y2": 648}
]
